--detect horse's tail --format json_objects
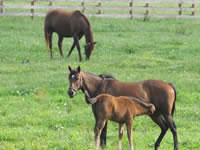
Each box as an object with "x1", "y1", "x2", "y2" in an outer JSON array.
[
  {"x1": 88, "y1": 97, "x2": 98, "y2": 104},
  {"x1": 44, "y1": 18, "x2": 49, "y2": 50},
  {"x1": 169, "y1": 83, "x2": 177, "y2": 116}
]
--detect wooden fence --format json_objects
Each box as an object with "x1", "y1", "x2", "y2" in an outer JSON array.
[{"x1": 0, "y1": 0, "x2": 200, "y2": 19}]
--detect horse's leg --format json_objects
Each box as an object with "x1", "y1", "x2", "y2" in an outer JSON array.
[
  {"x1": 94, "y1": 120, "x2": 106, "y2": 150},
  {"x1": 48, "y1": 32, "x2": 53, "y2": 58},
  {"x1": 126, "y1": 120, "x2": 133, "y2": 150},
  {"x1": 150, "y1": 114, "x2": 169, "y2": 150},
  {"x1": 58, "y1": 35, "x2": 64, "y2": 57},
  {"x1": 67, "y1": 39, "x2": 76, "y2": 58},
  {"x1": 73, "y1": 35, "x2": 82, "y2": 61},
  {"x1": 67, "y1": 36, "x2": 82, "y2": 61},
  {"x1": 76, "y1": 41, "x2": 82, "y2": 62},
  {"x1": 100, "y1": 121, "x2": 108, "y2": 149},
  {"x1": 163, "y1": 114, "x2": 178, "y2": 150},
  {"x1": 118, "y1": 123, "x2": 124, "y2": 150}
]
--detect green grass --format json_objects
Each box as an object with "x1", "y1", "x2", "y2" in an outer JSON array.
[{"x1": 0, "y1": 16, "x2": 200, "y2": 150}]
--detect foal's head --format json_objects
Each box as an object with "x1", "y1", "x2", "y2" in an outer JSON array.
[
  {"x1": 68, "y1": 66, "x2": 82, "y2": 98},
  {"x1": 84, "y1": 42, "x2": 96, "y2": 60}
]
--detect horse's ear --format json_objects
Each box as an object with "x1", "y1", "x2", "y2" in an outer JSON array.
[
  {"x1": 68, "y1": 66, "x2": 72, "y2": 72},
  {"x1": 77, "y1": 66, "x2": 81, "y2": 72}
]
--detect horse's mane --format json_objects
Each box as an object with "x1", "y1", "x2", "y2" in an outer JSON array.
[
  {"x1": 74, "y1": 10, "x2": 94, "y2": 51},
  {"x1": 98, "y1": 74, "x2": 116, "y2": 80},
  {"x1": 74, "y1": 10, "x2": 91, "y2": 28},
  {"x1": 83, "y1": 72, "x2": 115, "y2": 80}
]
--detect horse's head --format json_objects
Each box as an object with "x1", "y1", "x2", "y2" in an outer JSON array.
[
  {"x1": 68, "y1": 66, "x2": 83, "y2": 98},
  {"x1": 84, "y1": 42, "x2": 96, "y2": 60}
]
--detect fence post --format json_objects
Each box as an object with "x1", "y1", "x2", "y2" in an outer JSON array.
[
  {"x1": 49, "y1": 0, "x2": 53, "y2": 8},
  {"x1": 0, "y1": 0, "x2": 3, "y2": 13},
  {"x1": 129, "y1": 0, "x2": 133, "y2": 19},
  {"x1": 81, "y1": 0, "x2": 85, "y2": 13},
  {"x1": 31, "y1": 0, "x2": 35, "y2": 19},
  {"x1": 178, "y1": 3, "x2": 182, "y2": 15},
  {"x1": 144, "y1": 3, "x2": 149, "y2": 21},
  {"x1": 97, "y1": 2, "x2": 102, "y2": 14},
  {"x1": 192, "y1": 3, "x2": 195, "y2": 16}
]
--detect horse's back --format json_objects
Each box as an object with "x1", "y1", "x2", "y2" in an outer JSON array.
[
  {"x1": 45, "y1": 9, "x2": 87, "y2": 37},
  {"x1": 95, "y1": 94, "x2": 129, "y2": 111},
  {"x1": 45, "y1": 9, "x2": 72, "y2": 30},
  {"x1": 96, "y1": 94, "x2": 134, "y2": 122},
  {"x1": 94, "y1": 94, "x2": 114, "y2": 119},
  {"x1": 46, "y1": 9, "x2": 72, "y2": 17},
  {"x1": 109, "y1": 79, "x2": 175, "y2": 114}
]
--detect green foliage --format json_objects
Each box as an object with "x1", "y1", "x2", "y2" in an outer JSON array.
[{"x1": 0, "y1": 16, "x2": 200, "y2": 149}]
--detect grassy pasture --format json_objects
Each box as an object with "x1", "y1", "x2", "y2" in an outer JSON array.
[{"x1": 0, "y1": 16, "x2": 200, "y2": 150}]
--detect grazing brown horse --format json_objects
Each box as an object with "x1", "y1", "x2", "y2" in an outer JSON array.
[
  {"x1": 68, "y1": 66, "x2": 178, "y2": 150},
  {"x1": 44, "y1": 9, "x2": 96, "y2": 61},
  {"x1": 86, "y1": 93, "x2": 156, "y2": 150}
]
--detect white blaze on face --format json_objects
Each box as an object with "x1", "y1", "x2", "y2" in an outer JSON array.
[{"x1": 71, "y1": 74, "x2": 75, "y2": 79}]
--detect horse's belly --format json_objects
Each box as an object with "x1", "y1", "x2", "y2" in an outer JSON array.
[
  {"x1": 52, "y1": 22, "x2": 72, "y2": 37},
  {"x1": 55, "y1": 29, "x2": 73, "y2": 37}
]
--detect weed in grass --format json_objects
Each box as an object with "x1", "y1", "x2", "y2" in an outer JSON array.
[{"x1": 34, "y1": 88, "x2": 48, "y2": 102}]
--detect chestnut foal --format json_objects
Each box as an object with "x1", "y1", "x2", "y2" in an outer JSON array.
[{"x1": 87, "y1": 93, "x2": 155, "y2": 150}]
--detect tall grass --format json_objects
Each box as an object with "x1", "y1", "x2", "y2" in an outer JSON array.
[{"x1": 0, "y1": 16, "x2": 200, "y2": 149}]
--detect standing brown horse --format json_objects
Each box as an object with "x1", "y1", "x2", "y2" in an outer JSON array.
[
  {"x1": 44, "y1": 9, "x2": 96, "y2": 61},
  {"x1": 87, "y1": 94, "x2": 156, "y2": 150},
  {"x1": 68, "y1": 66, "x2": 178, "y2": 150}
]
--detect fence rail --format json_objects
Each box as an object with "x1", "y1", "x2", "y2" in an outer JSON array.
[{"x1": 0, "y1": 0, "x2": 200, "y2": 19}]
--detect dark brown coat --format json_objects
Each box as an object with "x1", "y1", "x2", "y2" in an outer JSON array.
[{"x1": 44, "y1": 9, "x2": 96, "y2": 61}]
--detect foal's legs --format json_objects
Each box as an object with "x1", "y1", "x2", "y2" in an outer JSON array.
[
  {"x1": 94, "y1": 120, "x2": 106, "y2": 150},
  {"x1": 100, "y1": 121, "x2": 107, "y2": 149},
  {"x1": 163, "y1": 114, "x2": 178, "y2": 150},
  {"x1": 118, "y1": 123, "x2": 124, "y2": 150},
  {"x1": 58, "y1": 35, "x2": 64, "y2": 57},
  {"x1": 126, "y1": 120, "x2": 133, "y2": 150}
]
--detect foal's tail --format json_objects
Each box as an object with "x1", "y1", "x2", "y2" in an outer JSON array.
[
  {"x1": 169, "y1": 83, "x2": 177, "y2": 116},
  {"x1": 88, "y1": 98, "x2": 98, "y2": 104},
  {"x1": 129, "y1": 96, "x2": 156, "y2": 114}
]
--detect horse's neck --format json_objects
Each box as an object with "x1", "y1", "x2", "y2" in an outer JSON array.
[
  {"x1": 84, "y1": 27, "x2": 94, "y2": 43},
  {"x1": 81, "y1": 72, "x2": 103, "y2": 97}
]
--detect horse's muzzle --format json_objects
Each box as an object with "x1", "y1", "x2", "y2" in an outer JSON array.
[{"x1": 68, "y1": 88, "x2": 76, "y2": 98}]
